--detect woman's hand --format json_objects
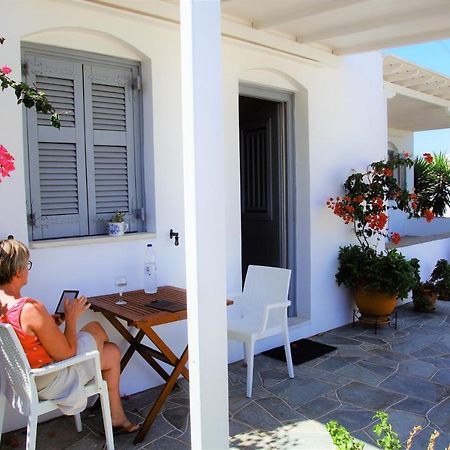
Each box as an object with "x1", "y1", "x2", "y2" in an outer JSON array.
[{"x1": 63, "y1": 295, "x2": 90, "y2": 322}]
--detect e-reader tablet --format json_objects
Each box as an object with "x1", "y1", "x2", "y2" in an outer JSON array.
[
  {"x1": 55, "y1": 290, "x2": 79, "y2": 315},
  {"x1": 145, "y1": 299, "x2": 185, "y2": 312}
]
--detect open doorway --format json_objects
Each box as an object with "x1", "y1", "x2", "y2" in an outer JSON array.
[{"x1": 239, "y1": 85, "x2": 296, "y2": 315}]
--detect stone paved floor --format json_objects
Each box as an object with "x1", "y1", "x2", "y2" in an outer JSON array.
[{"x1": 3, "y1": 302, "x2": 450, "y2": 449}]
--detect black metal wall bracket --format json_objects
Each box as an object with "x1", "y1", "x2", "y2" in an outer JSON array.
[{"x1": 169, "y1": 229, "x2": 179, "y2": 246}]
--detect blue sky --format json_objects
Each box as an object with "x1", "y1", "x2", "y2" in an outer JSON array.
[{"x1": 384, "y1": 39, "x2": 450, "y2": 155}]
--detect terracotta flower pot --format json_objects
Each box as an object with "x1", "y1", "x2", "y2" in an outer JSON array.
[
  {"x1": 353, "y1": 288, "x2": 397, "y2": 325},
  {"x1": 413, "y1": 286, "x2": 437, "y2": 312}
]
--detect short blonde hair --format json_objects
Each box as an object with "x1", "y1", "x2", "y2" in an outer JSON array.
[{"x1": 0, "y1": 239, "x2": 30, "y2": 284}]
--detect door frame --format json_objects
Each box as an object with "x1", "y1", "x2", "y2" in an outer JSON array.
[{"x1": 239, "y1": 83, "x2": 296, "y2": 316}]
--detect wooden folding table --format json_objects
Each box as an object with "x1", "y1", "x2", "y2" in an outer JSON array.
[{"x1": 88, "y1": 286, "x2": 190, "y2": 444}]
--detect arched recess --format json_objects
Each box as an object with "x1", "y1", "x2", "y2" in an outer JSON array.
[
  {"x1": 20, "y1": 27, "x2": 156, "y2": 237},
  {"x1": 238, "y1": 67, "x2": 311, "y2": 321}
]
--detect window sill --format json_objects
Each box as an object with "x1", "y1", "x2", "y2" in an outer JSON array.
[
  {"x1": 30, "y1": 232, "x2": 157, "y2": 249},
  {"x1": 386, "y1": 231, "x2": 450, "y2": 249}
]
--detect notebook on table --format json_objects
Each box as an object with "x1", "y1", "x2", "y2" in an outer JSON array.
[{"x1": 146, "y1": 299, "x2": 185, "y2": 312}]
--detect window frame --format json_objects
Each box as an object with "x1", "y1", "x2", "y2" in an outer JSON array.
[{"x1": 22, "y1": 43, "x2": 145, "y2": 241}]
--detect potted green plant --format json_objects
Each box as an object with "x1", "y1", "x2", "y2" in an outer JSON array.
[
  {"x1": 430, "y1": 259, "x2": 450, "y2": 301},
  {"x1": 410, "y1": 258, "x2": 438, "y2": 312},
  {"x1": 327, "y1": 153, "x2": 435, "y2": 324},
  {"x1": 107, "y1": 211, "x2": 128, "y2": 237},
  {"x1": 336, "y1": 245, "x2": 416, "y2": 323}
]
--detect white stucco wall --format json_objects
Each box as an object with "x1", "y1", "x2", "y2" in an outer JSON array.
[{"x1": 1, "y1": 0, "x2": 389, "y2": 431}]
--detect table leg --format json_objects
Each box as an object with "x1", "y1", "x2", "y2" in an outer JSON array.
[
  {"x1": 101, "y1": 313, "x2": 172, "y2": 381},
  {"x1": 141, "y1": 325, "x2": 189, "y2": 381},
  {"x1": 133, "y1": 346, "x2": 189, "y2": 445}
]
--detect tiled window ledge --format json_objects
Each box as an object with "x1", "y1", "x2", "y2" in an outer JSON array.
[{"x1": 386, "y1": 231, "x2": 450, "y2": 249}]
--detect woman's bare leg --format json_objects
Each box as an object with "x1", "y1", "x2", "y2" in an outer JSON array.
[{"x1": 81, "y1": 322, "x2": 137, "y2": 428}]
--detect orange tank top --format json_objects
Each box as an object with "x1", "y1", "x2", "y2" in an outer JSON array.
[{"x1": 3, "y1": 297, "x2": 53, "y2": 368}]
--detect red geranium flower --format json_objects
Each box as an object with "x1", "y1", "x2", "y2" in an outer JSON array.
[
  {"x1": 390, "y1": 232, "x2": 401, "y2": 245},
  {"x1": 423, "y1": 153, "x2": 433, "y2": 164}
]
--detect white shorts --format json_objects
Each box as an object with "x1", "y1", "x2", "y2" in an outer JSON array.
[{"x1": 36, "y1": 331, "x2": 98, "y2": 414}]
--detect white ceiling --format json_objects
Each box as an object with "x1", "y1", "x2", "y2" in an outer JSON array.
[
  {"x1": 80, "y1": 0, "x2": 450, "y2": 63},
  {"x1": 220, "y1": 0, "x2": 450, "y2": 55}
]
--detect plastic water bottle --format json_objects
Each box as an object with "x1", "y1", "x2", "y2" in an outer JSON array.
[{"x1": 144, "y1": 243, "x2": 157, "y2": 294}]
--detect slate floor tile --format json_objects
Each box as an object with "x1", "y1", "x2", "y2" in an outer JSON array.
[
  {"x1": 315, "y1": 356, "x2": 362, "y2": 372},
  {"x1": 255, "y1": 396, "x2": 305, "y2": 422},
  {"x1": 368, "y1": 410, "x2": 428, "y2": 443},
  {"x1": 232, "y1": 402, "x2": 281, "y2": 431},
  {"x1": 431, "y1": 368, "x2": 450, "y2": 385},
  {"x1": 408, "y1": 427, "x2": 450, "y2": 450},
  {"x1": 144, "y1": 436, "x2": 190, "y2": 450},
  {"x1": 390, "y1": 396, "x2": 435, "y2": 415},
  {"x1": 266, "y1": 376, "x2": 337, "y2": 408},
  {"x1": 428, "y1": 397, "x2": 450, "y2": 433},
  {"x1": 336, "y1": 363, "x2": 386, "y2": 386},
  {"x1": 265, "y1": 420, "x2": 336, "y2": 449},
  {"x1": 356, "y1": 360, "x2": 396, "y2": 378},
  {"x1": 162, "y1": 405, "x2": 189, "y2": 431},
  {"x1": 398, "y1": 359, "x2": 437, "y2": 378},
  {"x1": 296, "y1": 396, "x2": 341, "y2": 419},
  {"x1": 320, "y1": 406, "x2": 375, "y2": 433},
  {"x1": 336, "y1": 381, "x2": 405, "y2": 410},
  {"x1": 380, "y1": 373, "x2": 450, "y2": 403},
  {"x1": 295, "y1": 365, "x2": 353, "y2": 385},
  {"x1": 368, "y1": 347, "x2": 414, "y2": 362}
]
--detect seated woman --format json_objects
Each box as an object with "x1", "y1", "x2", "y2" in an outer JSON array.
[{"x1": 0, "y1": 238, "x2": 139, "y2": 434}]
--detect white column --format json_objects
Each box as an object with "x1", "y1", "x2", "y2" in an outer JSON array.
[{"x1": 180, "y1": 1, "x2": 229, "y2": 449}]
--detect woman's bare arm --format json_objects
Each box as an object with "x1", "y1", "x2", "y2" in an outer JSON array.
[{"x1": 20, "y1": 296, "x2": 90, "y2": 361}]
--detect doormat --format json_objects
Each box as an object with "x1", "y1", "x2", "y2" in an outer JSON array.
[{"x1": 263, "y1": 338, "x2": 337, "y2": 365}]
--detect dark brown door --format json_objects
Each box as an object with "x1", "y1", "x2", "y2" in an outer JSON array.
[{"x1": 239, "y1": 96, "x2": 284, "y2": 282}]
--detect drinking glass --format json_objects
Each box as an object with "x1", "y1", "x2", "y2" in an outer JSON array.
[{"x1": 115, "y1": 276, "x2": 128, "y2": 305}]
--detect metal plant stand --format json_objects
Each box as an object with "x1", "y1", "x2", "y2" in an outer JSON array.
[{"x1": 352, "y1": 308, "x2": 398, "y2": 334}]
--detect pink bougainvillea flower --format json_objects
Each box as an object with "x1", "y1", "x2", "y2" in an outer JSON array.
[
  {"x1": 423, "y1": 152, "x2": 433, "y2": 163},
  {"x1": 0, "y1": 65, "x2": 12, "y2": 75},
  {"x1": 0, "y1": 144, "x2": 15, "y2": 182},
  {"x1": 403, "y1": 152, "x2": 410, "y2": 158},
  {"x1": 390, "y1": 232, "x2": 401, "y2": 245}
]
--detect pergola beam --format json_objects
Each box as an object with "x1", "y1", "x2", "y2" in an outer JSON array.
[
  {"x1": 337, "y1": 27, "x2": 450, "y2": 55},
  {"x1": 254, "y1": 0, "x2": 363, "y2": 29},
  {"x1": 300, "y1": 5, "x2": 446, "y2": 43}
]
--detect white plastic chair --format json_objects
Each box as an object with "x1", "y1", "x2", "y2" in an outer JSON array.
[
  {"x1": 227, "y1": 265, "x2": 294, "y2": 397},
  {"x1": 0, "y1": 323, "x2": 114, "y2": 450}
]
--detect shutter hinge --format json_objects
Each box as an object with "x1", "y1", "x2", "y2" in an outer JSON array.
[
  {"x1": 132, "y1": 75, "x2": 142, "y2": 91},
  {"x1": 137, "y1": 208, "x2": 145, "y2": 221},
  {"x1": 22, "y1": 62, "x2": 29, "y2": 77},
  {"x1": 28, "y1": 211, "x2": 36, "y2": 227}
]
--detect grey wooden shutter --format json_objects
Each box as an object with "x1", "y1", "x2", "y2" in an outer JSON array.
[
  {"x1": 25, "y1": 53, "x2": 89, "y2": 240},
  {"x1": 83, "y1": 64, "x2": 141, "y2": 235}
]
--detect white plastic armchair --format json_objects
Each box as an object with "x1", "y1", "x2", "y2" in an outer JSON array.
[
  {"x1": 0, "y1": 323, "x2": 114, "y2": 450},
  {"x1": 227, "y1": 265, "x2": 294, "y2": 397}
]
